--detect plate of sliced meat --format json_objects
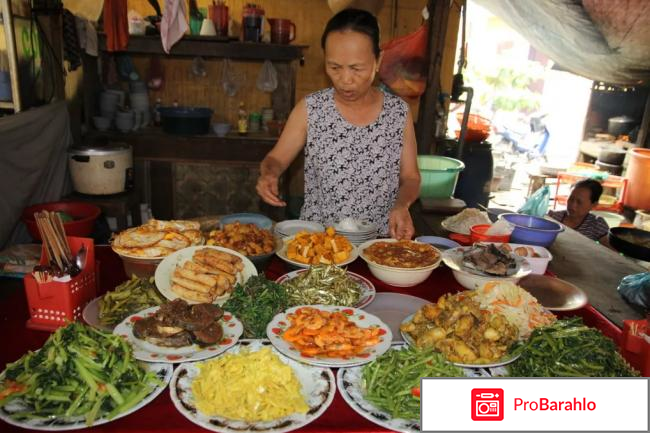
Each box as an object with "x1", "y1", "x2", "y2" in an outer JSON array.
[{"x1": 113, "y1": 300, "x2": 243, "y2": 363}]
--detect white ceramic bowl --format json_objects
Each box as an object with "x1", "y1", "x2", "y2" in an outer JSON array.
[
  {"x1": 441, "y1": 246, "x2": 532, "y2": 290},
  {"x1": 357, "y1": 239, "x2": 442, "y2": 287},
  {"x1": 450, "y1": 267, "x2": 525, "y2": 290},
  {"x1": 487, "y1": 242, "x2": 552, "y2": 275},
  {"x1": 212, "y1": 122, "x2": 231, "y2": 137}
]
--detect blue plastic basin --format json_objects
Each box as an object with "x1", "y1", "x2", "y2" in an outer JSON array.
[{"x1": 499, "y1": 213, "x2": 564, "y2": 247}]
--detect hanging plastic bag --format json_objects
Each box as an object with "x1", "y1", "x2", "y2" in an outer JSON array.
[
  {"x1": 518, "y1": 185, "x2": 550, "y2": 217},
  {"x1": 221, "y1": 58, "x2": 239, "y2": 96},
  {"x1": 256, "y1": 60, "x2": 278, "y2": 93},
  {"x1": 617, "y1": 272, "x2": 650, "y2": 309},
  {"x1": 378, "y1": 25, "x2": 427, "y2": 99}
]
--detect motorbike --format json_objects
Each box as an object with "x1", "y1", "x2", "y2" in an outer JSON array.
[{"x1": 494, "y1": 114, "x2": 550, "y2": 161}]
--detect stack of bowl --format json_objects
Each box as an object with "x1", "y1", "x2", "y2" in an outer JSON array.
[
  {"x1": 334, "y1": 219, "x2": 378, "y2": 245},
  {"x1": 129, "y1": 82, "x2": 150, "y2": 130},
  {"x1": 99, "y1": 91, "x2": 120, "y2": 125},
  {"x1": 115, "y1": 110, "x2": 135, "y2": 133}
]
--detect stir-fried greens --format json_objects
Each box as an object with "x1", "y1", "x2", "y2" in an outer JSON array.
[
  {"x1": 509, "y1": 318, "x2": 639, "y2": 377},
  {"x1": 362, "y1": 346, "x2": 465, "y2": 420},
  {"x1": 282, "y1": 265, "x2": 361, "y2": 307},
  {"x1": 223, "y1": 275, "x2": 288, "y2": 338},
  {"x1": 0, "y1": 323, "x2": 161, "y2": 426},
  {"x1": 99, "y1": 276, "x2": 165, "y2": 327}
]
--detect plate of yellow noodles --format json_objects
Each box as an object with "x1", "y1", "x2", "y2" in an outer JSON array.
[{"x1": 169, "y1": 339, "x2": 336, "y2": 433}]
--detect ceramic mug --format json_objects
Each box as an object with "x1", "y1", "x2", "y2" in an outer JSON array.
[{"x1": 268, "y1": 18, "x2": 296, "y2": 44}]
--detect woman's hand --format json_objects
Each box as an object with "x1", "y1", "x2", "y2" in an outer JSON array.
[
  {"x1": 256, "y1": 174, "x2": 286, "y2": 207},
  {"x1": 389, "y1": 206, "x2": 415, "y2": 240}
]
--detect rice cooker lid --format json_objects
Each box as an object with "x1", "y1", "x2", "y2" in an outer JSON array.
[{"x1": 68, "y1": 143, "x2": 131, "y2": 156}]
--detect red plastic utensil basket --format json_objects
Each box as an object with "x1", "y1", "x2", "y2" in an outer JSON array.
[{"x1": 23, "y1": 237, "x2": 97, "y2": 331}]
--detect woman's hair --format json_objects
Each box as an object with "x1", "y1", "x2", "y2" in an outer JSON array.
[
  {"x1": 574, "y1": 179, "x2": 603, "y2": 204},
  {"x1": 321, "y1": 8, "x2": 381, "y2": 57}
]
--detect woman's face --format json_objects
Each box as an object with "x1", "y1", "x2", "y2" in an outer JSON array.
[
  {"x1": 567, "y1": 187, "x2": 595, "y2": 218},
  {"x1": 324, "y1": 30, "x2": 380, "y2": 102}
]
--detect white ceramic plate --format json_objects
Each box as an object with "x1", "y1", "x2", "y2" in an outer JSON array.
[
  {"x1": 276, "y1": 235, "x2": 359, "y2": 270},
  {"x1": 440, "y1": 218, "x2": 472, "y2": 235},
  {"x1": 114, "y1": 306, "x2": 243, "y2": 363},
  {"x1": 81, "y1": 296, "x2": 113, "y2": 332},
  {"x1": 154, "y1": 246, "x2": 257, "y2": 305},
  {"x1": 337, "y1": 343, "x2": 503, "y2": 433},
  {"x1": 442, "y1": 247, "x2": 532, "y2": 279},
  {"x1": 400, "y1": 314, "x2": 520, "y2": 368},
  {"x1": 275, "y1": 269, "x2": 376, "y2": 309},
  {"x1": 169, "y1": 339, "x2": 336, "y2": 433},
  {"x1": 274, "y1": 220, "x2": 325, "y2": 237},
  {"x1": 336, "y1": 344, "x2": 421, "y2": 433},
  {"x1": 362, "y1": 292, "x2": 430, "y2": 342},
  {"x1": 0, "y1": 362, "x2": 172, "y2": 431},
  {"x1": 266, "y1": 305, "x2": 392, "y2": 368}
]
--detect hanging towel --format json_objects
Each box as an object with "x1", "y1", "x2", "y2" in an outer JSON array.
[
  {"x1": 103, "y1": 0, "x2": 129, "y2": 52},
  {"x1": 160, "y1": 0, "x2": 188, "y2": 54},
  {"x1": 75, "y1": 16, "x2": 98, "y2": 56}
]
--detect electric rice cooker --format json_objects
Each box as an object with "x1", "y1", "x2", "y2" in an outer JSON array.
[{"x1": 68, "y1": 143, "x2": 133, "y2": 195}]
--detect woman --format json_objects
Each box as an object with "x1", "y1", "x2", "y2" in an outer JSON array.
[
  {"x1": 548, "y1": 179, "x2": 609, "y2": 242},
  {"x1": 256, "y1": 9, "x2": 421, "y2": 240}
]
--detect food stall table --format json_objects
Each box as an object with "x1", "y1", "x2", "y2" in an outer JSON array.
[{"x1": 0, "y1": 246, "x2": 629, "y2": 432}]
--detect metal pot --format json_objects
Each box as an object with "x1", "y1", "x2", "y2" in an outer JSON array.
[
  {"x1": 607, "y1": 115, "x2": 636, "y2": 136},
  {"x1": 595, "y1": 159, "x2": 623, "y2": 176},
  {"x1": 608, "y1": 227, "x2": 650, "y2": 261},
  {"x1": 68, "y1": 143, "x2": 133, "y2": 195},
  {"x1": 597, "y1": 147, "x2": 627, "y2": 165}
]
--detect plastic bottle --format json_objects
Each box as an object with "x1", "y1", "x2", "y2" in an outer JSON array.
[
  {"x1": 238, "y1": 102, "x2": 248, "y2": 135},
  {"x1": 153, "y1": 98, "x2": 162, "y2": 126}
]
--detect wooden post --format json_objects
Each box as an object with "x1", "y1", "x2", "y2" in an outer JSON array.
[
  {"x1": 416, "y1": 0, "x2": 451, "y2": 155},
  {"x1": 637, "y1": 90, "x2": 650, "y2": 148},
  {"x1": 1, "y1": 0, "x2": 21, "y2": 111}
]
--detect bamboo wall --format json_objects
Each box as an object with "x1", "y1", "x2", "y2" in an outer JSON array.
[{"x1": 126, "y1": 0, "x2": 427, "y2": 124}]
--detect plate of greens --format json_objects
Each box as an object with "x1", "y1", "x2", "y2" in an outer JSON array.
[
  {"x1": 222, "y1": 275, "x2": 289, "y2": 339},
  {"x1": 337, "y1": 343, "x2": 466, "y2": 433},
  {"x1": 276, "y1": 266, "x2": 375, "y2": 309},
  {"x1": 83, "y1": 276, "x2": 165, "y2": 332},
  {"x1": 0, "y1": 322, "x2": 172, "y2": 431}
]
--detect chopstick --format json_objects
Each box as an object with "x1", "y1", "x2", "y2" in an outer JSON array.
[{"x1": 33, "y1": 211, "x2": 74, "y2": 274}]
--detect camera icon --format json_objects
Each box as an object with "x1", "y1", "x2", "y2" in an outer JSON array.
[{"x1": 471, "y1": 388, "x2": 504, "y2": 421}]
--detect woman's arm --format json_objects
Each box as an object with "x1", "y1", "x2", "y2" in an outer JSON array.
[
  {"x1": 389, "y1": 108, "x2": 421, "y2": 239},
  {"x1": 256, "y1": 99, "x2": 308, "y2": 206}
]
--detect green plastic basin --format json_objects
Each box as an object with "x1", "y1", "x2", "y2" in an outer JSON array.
[{"x1": 417, "y1": 155, "x2": 465, "y2": 199}]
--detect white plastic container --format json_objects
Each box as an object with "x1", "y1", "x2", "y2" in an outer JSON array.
[{"x1": 489, "y1": 242, "x2": 552, "y2": 275}]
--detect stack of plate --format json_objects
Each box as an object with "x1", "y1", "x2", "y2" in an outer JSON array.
[
  {"x1": 274, "y1": 220, "x2": 325, "y2": 238},
  {"x1": 335, "y1": 221, "x2": 378, "y2": 245}
]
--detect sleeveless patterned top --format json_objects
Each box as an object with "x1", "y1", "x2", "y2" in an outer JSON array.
[{"x1": 300, "y1": 87, "x2": 408, "y2": 235}]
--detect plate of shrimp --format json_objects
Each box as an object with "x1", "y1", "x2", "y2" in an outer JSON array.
[{"x1": 266, "y1": 305, "x2": 392, "y2": 367}]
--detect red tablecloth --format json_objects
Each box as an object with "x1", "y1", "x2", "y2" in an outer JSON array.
[{"x1": 0, "y1": 247, "x2": 625, "y2": 433}]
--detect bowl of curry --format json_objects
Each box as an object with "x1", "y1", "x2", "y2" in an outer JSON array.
[{"x1": 357, "y1": 239, "x2": 441, "y2": 287}]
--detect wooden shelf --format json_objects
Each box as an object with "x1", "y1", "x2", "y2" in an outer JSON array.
[
  {"x1": 98, "y1": 33, "x2": 308, "y2": 62},
  {"x1": 84, "y1": 127, "x2": 278, "y2": 163}
]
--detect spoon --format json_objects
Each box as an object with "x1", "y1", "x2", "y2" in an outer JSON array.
[{"x1": 75, "y1": 244, "x2": 87, "y2": 271}]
